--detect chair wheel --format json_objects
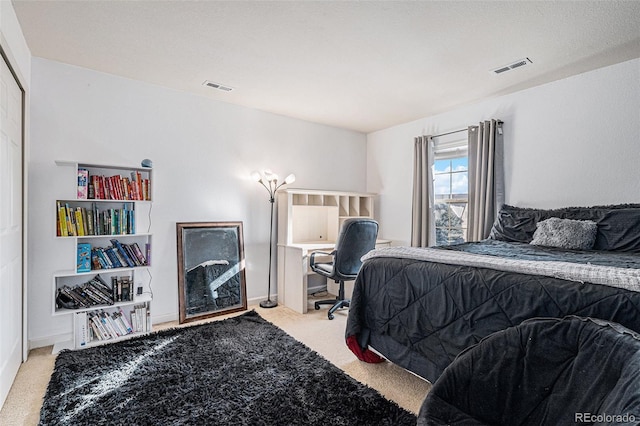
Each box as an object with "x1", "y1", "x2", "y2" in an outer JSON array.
[
  {"x1": 328, "y1": 313, "x2": 334, "y2": 320},
  {"x1": 314, "y1": 303, "x2": 320, "y2": 310}
]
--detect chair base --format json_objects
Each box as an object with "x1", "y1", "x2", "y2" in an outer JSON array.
[{"x1": 315, "y1": 298, "x2": 350, "y2": 320}]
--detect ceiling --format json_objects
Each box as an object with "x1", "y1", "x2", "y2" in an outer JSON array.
[{"x1": 11, "y1": 1, "x2": 640, "y2": 133}]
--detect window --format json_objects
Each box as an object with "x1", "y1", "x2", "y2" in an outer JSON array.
[{"x1": 433, "y1": 139, "x2": 468, "y2": 246}]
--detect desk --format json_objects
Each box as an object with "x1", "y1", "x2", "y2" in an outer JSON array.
[
  {"x1": 276, "y1": 240, "x2": 390, "y2": 314},
  {"x1": 275, "y1": 188, "x2": 384, "y2": 313}
]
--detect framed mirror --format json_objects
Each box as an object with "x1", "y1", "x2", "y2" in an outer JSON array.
[{"x1": 176, "y1": 221, "x2": 247, "y2": 323}]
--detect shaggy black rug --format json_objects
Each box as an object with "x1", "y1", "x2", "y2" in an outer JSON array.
[{"x1": 40, "y1": 310, "x2": 416, "y2": 425}]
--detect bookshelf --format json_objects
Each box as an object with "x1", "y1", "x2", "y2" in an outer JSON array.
[{"x1": 53, "y1": 161, "x2": 153, "y2": 352}]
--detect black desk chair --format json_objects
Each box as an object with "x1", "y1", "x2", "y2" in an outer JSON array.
[{"x1": 309, "y1": 218, "x2": 378, "y2": 320}]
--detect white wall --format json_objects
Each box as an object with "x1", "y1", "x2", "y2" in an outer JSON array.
[
  {"x1": 367, "y1": 58, "x2": 640, "y2": 246},
  {"x1": 0, "y1": 1, "x2": 31, "y2": 82},
  {"x1": 28, "y1": 58, "x2": 367, "y2": 347}
]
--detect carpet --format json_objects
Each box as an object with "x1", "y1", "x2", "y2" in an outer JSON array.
[{"x1": 40, "y1": 310, "x2": 416, "y2": 425}]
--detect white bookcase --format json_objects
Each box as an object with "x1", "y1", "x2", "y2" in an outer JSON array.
[
  {"x1": 276, "y1": 189, "x2": 387, "y2": 313},
  {"x1": 52, "y1": 161, "x2": 153, "y2": 352}
]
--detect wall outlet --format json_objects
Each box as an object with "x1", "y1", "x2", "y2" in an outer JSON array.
[{"x1": 137, "y1": 286, "x2": 143, "y2": 295}]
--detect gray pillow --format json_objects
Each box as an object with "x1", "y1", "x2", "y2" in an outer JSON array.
[{"x1": 530, "y1": 217, "x2": 597, "y2": 250}]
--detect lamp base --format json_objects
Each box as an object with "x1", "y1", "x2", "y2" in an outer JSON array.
[{"x1": 259, "y1": 299, "x2": 278, "y2": 309}]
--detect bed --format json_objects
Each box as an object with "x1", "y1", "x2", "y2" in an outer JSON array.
[{"x1": 345, "y1": 204, "x2": 640, "y2": 383}]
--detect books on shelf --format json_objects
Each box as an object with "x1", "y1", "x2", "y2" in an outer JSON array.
[
  {"x1": 57, "y1": 161, "x2": 154, "y2": 351},
  {"x1": 111, "y1": 275, "x2": 134, "y2": 302},
  {"x1": 91, "y1": 239, "x2": 148, "y2": 271},
  {"x1": 79, "y1": 304, "x2": 149, "y2": 344},
  {"x1": 88, "y1": 171, "x2": 150, "y2": 201},
  {"x1": 56, "y1": 203, "x2": 135, "y2": 237},
  {"x1": 130, "y1": 304, "x2": 151, "y2": 334},
  {"x1": 56, "y1": 274, "x2": 137, "y2": 311}
]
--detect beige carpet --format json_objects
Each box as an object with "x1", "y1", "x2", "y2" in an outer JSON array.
[{"x1": 0, "y1": 296, "x2": 431, "y2": 425}]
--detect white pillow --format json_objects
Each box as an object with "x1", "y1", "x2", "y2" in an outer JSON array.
[{"x1": 530, "y1": 217, "x2": 597, "y2": 250}]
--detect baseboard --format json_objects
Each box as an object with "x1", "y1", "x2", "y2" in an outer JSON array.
[
  {"x1": 152, "y1": 312, "x2": 178, "y2": 325},
  {"x1": 29, "y1": 332, "x2": 72, "y2": 351},
  {"x1": 307, "y1": 285, "x2": 332, "y2": 295},
  {"x1": 247, "y1": 295, "x2": 269, "y2": 306}
]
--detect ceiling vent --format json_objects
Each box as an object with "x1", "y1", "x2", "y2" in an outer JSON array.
[
  {"x1": 202, "y1": 80, "x2": 234, "y2": 92},
  {"x1": 491, "y1": 58, "x2": 532, "y2": 75}
]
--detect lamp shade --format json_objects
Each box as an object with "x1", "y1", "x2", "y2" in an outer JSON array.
[{"x1": 284, "y1": 174, "x2": 296, "y2": 184}]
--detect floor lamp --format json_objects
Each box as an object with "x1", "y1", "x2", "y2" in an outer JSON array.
[{"x1": 251, "y1": 170, "x2": 296, "y2": 308}]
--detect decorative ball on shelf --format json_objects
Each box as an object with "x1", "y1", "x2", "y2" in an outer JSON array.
[{"x1": 141, "y1": 159, "x2": 153, "y2": 168}]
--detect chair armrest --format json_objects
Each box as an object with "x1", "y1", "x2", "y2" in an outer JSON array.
[{"x1": 309, "y1": 251, "x2": 335, "y2": 268}]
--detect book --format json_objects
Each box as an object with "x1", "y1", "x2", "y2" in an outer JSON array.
[
  {"x1": 88, "y1": 320, "x2": 102, "y2": 341},
  {"x1": 94, "y1": 247, "x2": 113, "y2": 268},
  {"x1": 74, "y1": 209, "x2": 85, "y2": 236},
  {"x1": 57, "y1": 202, "x2": 68, "y2": 237},
  {"x1": 75, "y1": 311, "x2": 88, "y2": 347},
  {"x1": 104, "y1": 247, "x2": 123, "y2": 268},
  {"x1": 118, "y1": 307, "x2": 133, "y2": 333},
  {"x1": 89, "y1": 312, "x2": 111, "y2": 339},
  {"x1": 77, "y1": 243, "x2": 91, "y2": 273},
  {"x1": 87, "y1": 276, "x2": 114, "y2": 304},
  {"x1": 131, "y1": 242, "x2": 147, "y2": 265},
  {"x1": 77, "y1": 168, "x2": 89, "y2": 199},
  {"x1": 111, "y1": 239, "x2": 135, "y2": 267},
  {"x1": 99, "y1": 311, "x2": 119, "y2": 338},
  {"x1": 112, "y1": 312, "x2": 127, "y2": 336},
  {"x1": 130, "y1": 311, "x2": 138, "y2": 333},
  {"x1": 65, "y1": 203, "x2": 76, "y2": 236},
  {"x1": 92, "y1": 274, "x2": 112, "y2": 295},
  {"x1": 120, "y1": 277, "x2": 132, "y2": 302},
  {"x1": 134, "y1": 304, "x2": 149, "y2": 332},
  {"x1": 81, "y1": 208, "x2": 89, "y2": 235},
  {"x1": 81, "y1": 286, "x2": 103, "y2": 305},
  {"x1": 60, "y1": 286, "x2": 91, "y2": 308},
  {"x1": 86, "y1": 209, "x2": 95, "y2": 235},
  {"x1": 145, "y1": 243, "x2": 151, "y2": 266}
]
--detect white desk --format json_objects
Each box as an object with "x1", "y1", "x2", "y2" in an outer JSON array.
[
  {"x1": 275, "y1": 188, "x2": 384, "y2": 313},
  {"x1": 276, "y1": 240, "x2": 390, "y2": 314}
]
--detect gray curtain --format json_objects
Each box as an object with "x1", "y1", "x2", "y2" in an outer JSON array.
[
  {"x1": 411, "y1": 135, "x2": 435, "y2": 247},
  {"x1": 467, "y1": 120, "x2": 505, "y2": 241}
]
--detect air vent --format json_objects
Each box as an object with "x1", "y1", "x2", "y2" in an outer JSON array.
[
  {"x1": 202, "y1": 80, "x2": 234, "y2": 92},
  {"x1": 491, "y1": 58, "x2": 532, "y2": 75}
]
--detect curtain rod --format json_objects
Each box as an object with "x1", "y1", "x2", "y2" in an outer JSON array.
[
  {"x1": 431, "y1": 121, "x2": 503, "y2": 139},
  {"x1": 431, "y1": 128, "x2": 467, "y2": 139}
]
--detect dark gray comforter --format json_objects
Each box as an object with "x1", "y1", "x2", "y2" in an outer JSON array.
[{"x1": 345, "y1": 240, "x2": 640, "y2": 383}]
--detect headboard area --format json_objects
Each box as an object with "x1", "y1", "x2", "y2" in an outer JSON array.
[{"x1": 489, "y1": 204, "x2": 640, "y2": 253}]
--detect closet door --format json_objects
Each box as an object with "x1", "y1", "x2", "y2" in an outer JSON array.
[{"x1": 0, "y1": 53, "x2": 23, "y2": 408}]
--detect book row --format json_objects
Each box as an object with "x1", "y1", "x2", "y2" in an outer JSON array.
[
  {"x1": 56, "y1": 274, "x2": 134, "y2": 310},
  {"x1": 75, "y1": 304, "x2": 151, "y2": 346},
  {"x1": 78, "y1": 168, "x2": 151, "y2": 201},
  {"x1": 57, "y1": 202, "x2": 136, "y2": 237},
  {"x1": 78, "y1": 239, "x2": 149, "y2": 272}
]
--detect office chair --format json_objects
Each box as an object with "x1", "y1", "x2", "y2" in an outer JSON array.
[{"x1": 309, "y1": 218, "x2": 379, "y2": 320}]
